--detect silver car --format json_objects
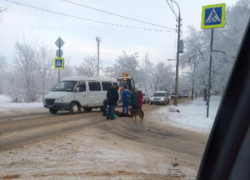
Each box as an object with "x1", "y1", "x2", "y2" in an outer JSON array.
[
  {"x1": 150, "y1": 91, "x2": 170, "y2": 105},
  {"x1": 142, "y1": 92, "x2": 150, "y2": 104}
]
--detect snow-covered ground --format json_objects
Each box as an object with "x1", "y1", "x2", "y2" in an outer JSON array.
[
  {"x1": 0, "y1": 95, "x2": 43, "y2": 115},
  {"x1": 155, "y1": 96, "x2": 221, "y2": 134},
  {"x1": 0, "y1": 95, "x2": 12, "y2": 103}
]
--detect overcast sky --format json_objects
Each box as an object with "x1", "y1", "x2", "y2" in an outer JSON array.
[{"x1": 0, "y1": 0, "x2": 236, "y2": 68}]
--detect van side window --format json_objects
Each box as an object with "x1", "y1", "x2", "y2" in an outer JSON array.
[
  {"x1": 78, "y1": 82, "x2": 86, "y2": 92},
  {"x1": 102, "y1": 82, "x2": 112, "y2": 91},
  {"x1": 89, "y1": 82, "x2": 101, "y2": 91}
]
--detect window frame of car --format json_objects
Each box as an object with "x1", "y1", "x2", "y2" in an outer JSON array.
[
  {"x1": 88, "y1": 81, "x2": 101, "y2": 91},
  {"x1": 77, "y1": 81, "x2": 86, "y2": 92},
  {"x1": 101, "y1": 81, "x2": 112, "y2": 91}
]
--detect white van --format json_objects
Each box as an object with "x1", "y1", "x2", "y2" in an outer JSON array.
[{"x1": 44, "y1": 76, "x2": 118, "y2": 114}]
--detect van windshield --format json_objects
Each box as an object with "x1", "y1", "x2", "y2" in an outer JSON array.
[
  {"x1": 118, "y1": 80, "x2": 129, "y2": 86},
  {"x1": 153, "y1": 93, "x2": 166, "y2": 97},
  {"x1": 52, "y1": 81, "x2": 78, "y2": 92},
  {"x1": 117, "y1": 79, "x2": 132, "y2": 90}
]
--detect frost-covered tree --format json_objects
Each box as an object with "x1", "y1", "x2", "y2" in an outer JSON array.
[
  {"x1": 178, "y1": 75, "x2": 192, "y2": 96},
  {"x1": 76, "y1": 56, "x2": 98, "y2": 77},
  {"x1": 37, "y1": 45, "x2": 54, "y2": 101},
  {"x1": 60, "y1": 58, "x2": 74, "y2": 79},
  {"x1": 14, "y1": 39, "x2": 40, "y2": 102},
  {"x1": 180, "y1": 26, "x2": 210, "y2": 98},
  {"x1": 105, "y1": 52, "x2": 139, "y2": 79},
  {"x1": 137, "y1": 53, "x2": 154, "y2": 92},
  {"x1": 3, "y1": 40, "x2": 64, "y2": 102},
  {"x1": 104, "y1": 67, "x2": 115, "y2": 78},
  {"x1": 180, "y1": 0, "x2": 250, "y2": 96},
  {"x1": 2, "y1": 63, "x2": 23, "y2": 102},
  {"x1": 104, "y1": 52, "x2": 174, "y2": 95},
  {"x1": 153, "y1": 62, "x2": 174, "y2": 93},
  {"x1": 0, "y1": 56, "x2": 7, "y2": 94}
]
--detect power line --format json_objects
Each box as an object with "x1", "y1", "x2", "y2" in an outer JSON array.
[
  {"x1": 165, "y1": 0, "x2": 177, "y2": 18},
  {"x1": 62, "y1": 0, "x2": 176, "y2": 31},
  {"x1": 4, "y1": 0, "x2": 173, "y2": 32}
]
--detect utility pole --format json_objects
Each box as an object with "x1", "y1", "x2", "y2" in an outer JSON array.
[
  {"x1": 144, "y1": 53, "x2": 148, "y2": 92},
  {"x1": 96, "y1": 37, "x2": 101, "y2": 77},
  {"x1": 192, "y1": 61, "x2": 196, "y2": 100},
  {"x1": 171, "y1": 0, "x2": 181, "y2": 106}
]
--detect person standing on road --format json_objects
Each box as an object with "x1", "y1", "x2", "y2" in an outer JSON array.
[
  {"x1": 136, "y1": 89, "x2": 143, "y2": 110},
  {"x1": 106, "y1": 83, "x2": 119, "y2": 120},
  {"x1": 122, "y1": 85, "x2": 130, "y2": 114},
  {"x1": 130, "y1": 88, "x2": 137, "y2": 109},
  {"x1": 102, "y1": 98, "x2": 108, "y2": 116}
]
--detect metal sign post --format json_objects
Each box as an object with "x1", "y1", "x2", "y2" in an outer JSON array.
[
  {"x1": 55, "y1": 37, "x2": 65, "y2": 82},
  {"x1": 197, "y1": 20, "x2": 250, "y2": 180},
  {"x1": 207, "y1": 28, "x2": 214, "y2": 117},
  {"x1": 201, "y1": 3, "x2": 226, "y2": 117}
]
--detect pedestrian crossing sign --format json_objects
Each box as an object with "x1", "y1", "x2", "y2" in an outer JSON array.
[
  {"x1": 54, "y1": 58, "x2": 64, "y2": 69},
  {"x1": 201, "y1": 3, "x2": 226, "y2": 29}
]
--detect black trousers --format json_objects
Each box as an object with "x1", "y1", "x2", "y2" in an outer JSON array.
[{"x1": 132, "y1": 106, "x2": 137, "y2": 109}]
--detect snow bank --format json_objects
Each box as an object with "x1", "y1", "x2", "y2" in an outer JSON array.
[
  {"x1": 155, "y1": 96, "x2": 221, "y2": 133},
  {"x1": 0, "y1": 102, "x2": 43, "y2": 109},
  {"x1": 0, "y1": 95, "x2": 43, "y2": 110},
  {"x1": 0, "y1": 95, "x2": 12, "y2": 103}
]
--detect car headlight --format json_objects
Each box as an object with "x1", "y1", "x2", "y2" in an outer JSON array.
[
  {"x1": 55, "y1": 97, "x2": 65, "y2": 102},
  {"x1": 161, "y1": 98, "x2": 164, "y2": 100}
]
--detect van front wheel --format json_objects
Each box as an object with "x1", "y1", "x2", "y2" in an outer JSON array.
[
  {"x1": 49, "y1": 108, "x2": 58, "y2": 114},
  {"x1": 70, "y1": 103, "x2": 79, "y2": 114}
]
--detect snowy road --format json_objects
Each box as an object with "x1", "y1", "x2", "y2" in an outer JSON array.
[
  {"x1": 0, "y1": 99, "x2": 208, "y2": 179},
  {"x1": 0, "y1": 110, "x2": 106, "y2": 151}
]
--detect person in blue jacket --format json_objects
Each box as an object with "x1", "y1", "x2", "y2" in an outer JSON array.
[{"x1": 122, "y1": 85, "x2": 130, "y2": 114}]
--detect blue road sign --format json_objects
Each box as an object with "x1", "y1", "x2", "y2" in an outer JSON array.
[
  {"x1": 54, "y1": 58, "x2": 64, "y2": 69},
  {"x1": 201, "y1": 3, "x2": 226, "y2": 29}
]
